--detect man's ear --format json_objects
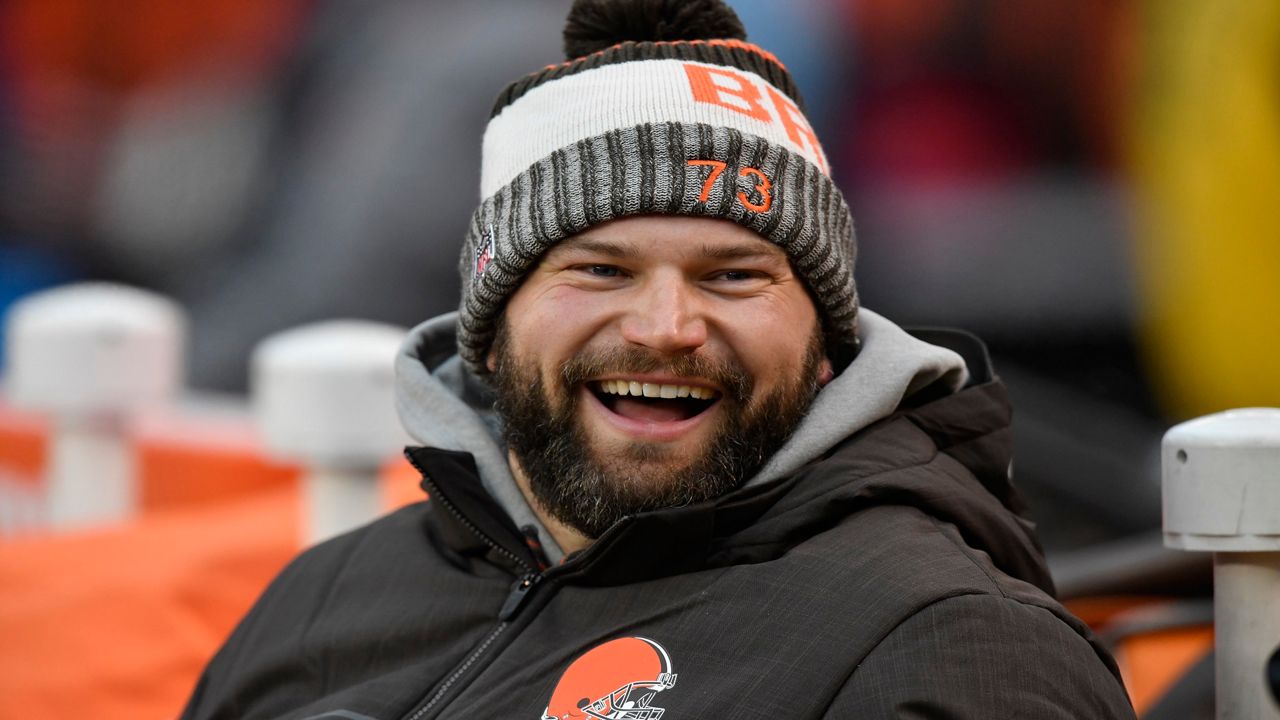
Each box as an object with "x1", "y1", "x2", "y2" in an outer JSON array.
[
  {"x1": 485, "y1": 349, "x2": 498, "y2": 374},
  {"x1": 817, "y1": 356, "x2": 835, "y2": 387}
]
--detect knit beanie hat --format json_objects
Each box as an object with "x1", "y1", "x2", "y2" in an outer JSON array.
[{"x1": 457, "y1": 0, "x2": 857, "y2": 374}]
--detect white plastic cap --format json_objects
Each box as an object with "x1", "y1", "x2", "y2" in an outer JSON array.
[
  {"x1": 5, "y1": 283, "x2": 186, "y2": 417},
  {"x1": 1163, "y1": 408, "x2": 1280, "y2": 551},
  {"x1": 252, "y1": 320, "x2": 409, "y2": 468}
]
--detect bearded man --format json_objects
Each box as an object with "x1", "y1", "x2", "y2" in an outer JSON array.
[{"x1": 182, "y1": 1, "x2": 1136, "y2": 718}]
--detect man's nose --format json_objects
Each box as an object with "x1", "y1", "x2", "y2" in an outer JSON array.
[{"x1": 619, "y1": 276, "x2": 708, "y2": 354}]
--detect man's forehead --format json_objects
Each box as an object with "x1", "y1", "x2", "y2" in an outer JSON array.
[{"x1": 550, "y1": 216, "x2": 788, "y2": 261}]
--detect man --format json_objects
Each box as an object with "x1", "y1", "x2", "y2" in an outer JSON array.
[{"x1": 183, "y1": 1, "x2": 1136, "y2": 718}]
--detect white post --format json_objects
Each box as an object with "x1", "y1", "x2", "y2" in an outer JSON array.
[
  {"x1": 1163, "y1": 408, "x2": 1280, "y2": 720},
  {"x1": 45, "y1": 417, "x2": 135, "y2": 527},
  {"x1": 4, "y1": 283, "x2": 185, "y2": 530},
  {"x1": 252, "y1": 321, "x2": 408, "y2": 546}
]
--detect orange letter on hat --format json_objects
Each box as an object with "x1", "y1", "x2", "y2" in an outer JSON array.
[
  {"x1": 766, "y1": 85, "x2": 827, "y2": 174},
  {"x1": 684, "y1": 64, "x2": 772, "y2": 123}
]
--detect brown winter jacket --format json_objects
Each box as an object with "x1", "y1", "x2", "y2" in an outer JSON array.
[{"x1": 181, "y1": 330, "x2": 1135, "y2": 720}]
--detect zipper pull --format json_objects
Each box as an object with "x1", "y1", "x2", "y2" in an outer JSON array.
[{"x1": 499, "y1": 573, "x2": 540, "y2": 621}]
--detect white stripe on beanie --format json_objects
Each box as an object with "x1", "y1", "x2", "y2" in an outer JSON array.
[{"x1": 481, "y1": 58, "x2": 830, "y2": 198}]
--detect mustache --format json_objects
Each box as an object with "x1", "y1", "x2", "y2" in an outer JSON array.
[{"x1": 559, "y1": 346, "x2": 752, "y2": 404}]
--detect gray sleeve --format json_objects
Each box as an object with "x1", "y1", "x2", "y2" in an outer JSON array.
[{"x1": 826, "y1": 594, "x2": 1137, "y2": 719}]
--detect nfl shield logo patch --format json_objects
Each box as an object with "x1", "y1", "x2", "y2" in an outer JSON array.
[{"x1": 474, "y1": 224, "x2": 495, "y2": 277}]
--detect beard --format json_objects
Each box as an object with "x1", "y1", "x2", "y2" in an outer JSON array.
[{"x1": 490, "y1": 327, "x2": 825, "y2": 540}]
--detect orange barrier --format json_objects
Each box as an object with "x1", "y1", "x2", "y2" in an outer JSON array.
[
  {"x1": 0, "y1": 399, "x2": 424, "y2": 719},
  {"x1": 1, "y1": 397, "x2": 425, "y2": 524},
  {"x1": 0, "y1": 398, "x2": 299, "y2": 529},
  {"x1": 1119, "y1": 625, "x2": 1214, "y2": 715},
  {"x1": 136, "y1": 419, "x2": 298, "y2": 512},
  {"x1": 0, "y1": 488, "x2": 298, "y2": 718},
  {"x1": 0, "y1": 403, "x2": 46, "y2": 495},
  {"x1": 1067, "y1": 596, "x2": 1215, "y2": 716}
]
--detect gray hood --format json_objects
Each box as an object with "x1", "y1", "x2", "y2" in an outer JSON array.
[{"x1": 394, "y1": 309, "x2": 967, "y2": 564}]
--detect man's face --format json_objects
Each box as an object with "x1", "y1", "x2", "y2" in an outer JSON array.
[{"x1": 490, "y1": 215, "x2": 833, "y2": 539}]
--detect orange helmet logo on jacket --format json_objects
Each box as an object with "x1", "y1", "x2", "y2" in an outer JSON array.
[{"x1": 541, "y1": 637, "x2": 678, "y2": 720}]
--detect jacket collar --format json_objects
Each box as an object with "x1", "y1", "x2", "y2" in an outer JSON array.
[
  {"x1": 394, "y1": 310, "x2": 969, "y2": 565},
  {"x1": 405, "y1": 333, "x2": 1051, "y2": 595}
]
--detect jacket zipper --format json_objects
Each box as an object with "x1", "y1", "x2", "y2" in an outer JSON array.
[
  {"x1": 404, "y1": 623, "x2": 508, "y2": 720},
  {"x1": 401, "y1": 454, "x2": 545, "y2": 720},
  {"x1": 499, "y1": 573, "x2": 541, "y2": 620}
]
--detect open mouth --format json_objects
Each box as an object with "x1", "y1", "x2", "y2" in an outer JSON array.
[{"x1": 589, "y1": 379, "x2": 721, "y2": 423}]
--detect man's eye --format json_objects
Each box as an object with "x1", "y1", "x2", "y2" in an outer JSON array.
[
  {"x1": 582, "y1": 264, "x2": 621, "y2": 277},
  {"x1": 715, "y1": 270, "x2": 758, "y2": 281}
]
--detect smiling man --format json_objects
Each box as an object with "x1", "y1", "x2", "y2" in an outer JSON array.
[
  {"x1": 182, "y1": 1, "x2": 1136, "y2": 718},
  {"x1": 492, "y1": 217, "x2": 832, "y2": 551}
]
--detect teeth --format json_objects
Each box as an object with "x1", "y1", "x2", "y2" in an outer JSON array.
[{"x1": 596, "y1": 380, "x2": 719, "y2": 400}]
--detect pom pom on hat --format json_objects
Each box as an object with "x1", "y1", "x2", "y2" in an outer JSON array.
[{"x1": 563, "y1": 0, "x2": 747, "y2": 59}]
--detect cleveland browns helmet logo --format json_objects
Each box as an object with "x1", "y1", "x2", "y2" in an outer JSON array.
[{"x1": 541, "y1": 637, "x2": 678, "y2": 720}]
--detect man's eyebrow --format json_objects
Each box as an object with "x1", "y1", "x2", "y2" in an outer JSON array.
[
  {"x1": 553, "y1": 238, "x2": 632, "y2": 258},
  {"x1": 697, "y1": 243, "x2": 785, "y2": 261},
  {"x1": 552, "y1": 237, "x2": 785, "y2": 261}
]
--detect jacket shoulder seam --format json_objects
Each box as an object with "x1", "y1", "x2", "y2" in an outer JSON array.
[
  {"x1": 927, "y1": 513, "x2": 1009, "y2": 599},
  {"x1": 839, "y1": 590, "x2": 994, "y2": 689}
]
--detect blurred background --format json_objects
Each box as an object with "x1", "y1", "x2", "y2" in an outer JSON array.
[
  {"x1": 1, "y1": 0, "x2": 1277, "y2": 715},
  {"x1": 2, "y1": 0, "x2": 1279, "y2": 544}
]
